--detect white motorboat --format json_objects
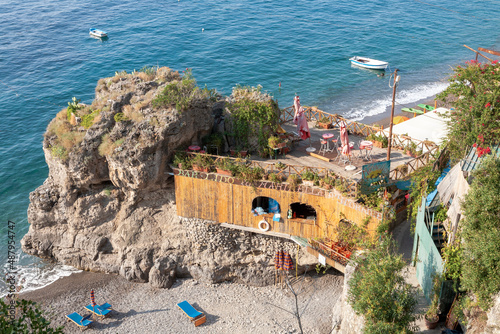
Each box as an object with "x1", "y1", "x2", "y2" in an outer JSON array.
[
  {"x1": 89, "y1": 28, "x2": 108, "y2": 38},
  {"x1": 349, "y1": 56, "x2": 388, "y2": 70}
]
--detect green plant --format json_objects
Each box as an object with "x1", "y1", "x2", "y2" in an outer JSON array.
[
  {"x1": 50, "y1": 145, "x2": 68, "y2": 161},
  {"x1": 460, "y1": 156, "x2": 500, "y2": 310},
  {"x1": 315, "y1": 264, "x2": 331, "y2": 274},
  {"x1": 441, "y1": 241, "x2": 463, "y2": 291},
  {"x1": 81, "y1": 109, "x2": 100, "y2": 129},
  {"x1": 335, "y1": 219, "x2": 371, "y2": 250},
  {"x1": 152, "y1": 68, "x2": 216, "y2": 112},
  {"x1": 318, "y1": 116, "x2": 330, "y2": 123},
  {"x1": 66, "y1": 97, "x2": 82, "y2": 121},
  {"x1": 437, "y1": 59, "x2": 500, "y2": 162},
  {"x1": 215, "y1": 158, "x2": 235, "y2": 171},
  {"x1": 434, "y1": 204, "x2": 448, "y2": 223},
  {"x1": 408, "y1": 163, "x2": 440, "y2": 231},
  {"x1": 191, "y1": 153, "x2": 213, "y2": 169},
  {"x1": 268, "y1": 172, "x2": 282, "y2": 184},
  {"x1": 425, "y1": 274, "x2": 442, "y2": 322},
  {"x1": 275, "y1": 161, "x2": 287, "y2": 170},
  {"x1": 268, "y1": 135, "x2": 281, "y2": 149},
  {"x1": 202, "y1": 132, "x2": 225, "y2": 152},
  {"x1": 321, "y1": 176, "x2": 336, "y2": 189},
  {"x1": 348, "y1": 235, "x2": 418, "y2": 334},
  {"x1": 114, "y1": 112, "x2": 129, "y2": 122},
  {"x1": 0, "y1": 298, "x2": 64, "y2": 333},
  {"x1": 301, "y1": 170, "x2": 318, "y2": 182},
  {"x1": 287, "y1": 174, "x2": 302, "y2": 191}
]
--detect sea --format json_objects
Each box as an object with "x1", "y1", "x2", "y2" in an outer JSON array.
[{"x1": 1, "y1": 0, "x2": 499, "y2": 295}]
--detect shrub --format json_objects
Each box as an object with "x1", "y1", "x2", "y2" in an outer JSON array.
[
  {"x1": 98, "y1": 134, "x2": 125, "y2": 156},
  {"x1": 0, "y1": 298, "x2": 64, "y2": 333},
  {"x1": 348, "y1": 235, "x2": 418, "y2": 333},
  {"x1": 287, "y1": 174, "x2": 301, "y2": 191},
  {"x1": 50, "y1": 145, "x2": 68, "y2": 161},
  {"x1": 460, "y1": 156, "x2": 500, "y2": 310},
  {"x1": 114, "y1": 112, "x2": 129, "y2": 122},
  {"x1": 152, "y1": 68, "x2": 216, "y2": 112},
  {"x1": 81, "y1": 109, "x2": 100, "y2": 129}
]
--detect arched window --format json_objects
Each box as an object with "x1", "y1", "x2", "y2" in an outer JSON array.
[
  {"x1": 289, "y1": 202, "x2": 316, "y2": 219},
  {"x1": 252, "y1": 196, "x2": 280, "y2": 216}
]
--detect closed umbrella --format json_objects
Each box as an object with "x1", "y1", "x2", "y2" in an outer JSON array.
[
  {"x1": 293, "y1": 96, "x2": 315, "y2": 152},
  {"x1": 278, "y1": 250, "x2": 285, "y2": 287},
  {"x1": 274, "y1": 250, "x2": 281, "y2": 286},
  {"x1": 340, "y1": 122, "x2": 356, "y2": 170},
  {"x1": 283, "y1": 252, "x2": 294, "y2": 271},
  {"x1": 90, "y1": 289, "x2": 96, "y2": 320}
]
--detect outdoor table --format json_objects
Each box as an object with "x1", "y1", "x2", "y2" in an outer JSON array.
[
  {"x1": 188, "y1": 145, "x2": 201, "y2": 152},
  {"x1": 322, "y1": 133, "x2": 334, "y2": 151},
  {"x1": 359, "y1": 140, "x2": 373, "y2": 160}
]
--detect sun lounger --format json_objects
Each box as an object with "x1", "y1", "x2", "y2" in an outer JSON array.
[
  {"x1": 84, "y1": 302, "x2": 112, "y2": 318},
  {"x1": 177, "y1": 300, "x2": 206, "y2": 327},
  {"x1": 66, "y1": 312, "x2": 93, "y2": 331}
]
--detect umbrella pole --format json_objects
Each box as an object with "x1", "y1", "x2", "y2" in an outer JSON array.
[
  {"x1": 296, "y1": 245, "x2": 299, "y2": 278},
  {"x1": 306, "y1": 137, "x2": 316, "y2": 152}
]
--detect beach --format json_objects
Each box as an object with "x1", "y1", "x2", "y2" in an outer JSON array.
[{"x1": 20, "y1": 270, "x2": 344, "y2": 333}]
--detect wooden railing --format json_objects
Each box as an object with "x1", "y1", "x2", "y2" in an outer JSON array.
[
  {"x1": 282, "y1": 105, "x2": 441, "y2": 181},
  {"x1": 180, "y1": 152, "x2": 359, "y2": 197}
]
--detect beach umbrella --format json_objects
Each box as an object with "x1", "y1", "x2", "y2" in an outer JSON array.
[
  {"x1": 90, "y1": 289, "x2": 96, "y2": 320},
  {"x1": 293, "y1": 96, "x2": 315, "y2": 152},
  {"x1": 393, "y1": 115, "x2": 409, "y2": 124},
  {"x1": 283, "y1": 252, "x2": 294, "y2": 272}
]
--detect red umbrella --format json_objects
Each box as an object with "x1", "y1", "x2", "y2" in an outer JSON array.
[
  {"x1": 340, "y1": 121, "x2": 350, "y2": 156},
  {"x1": 293, "y1": 96, "x2": 310, "y2": 140},
  {"x1": 283, "y1": 252, "x2": 294, "y2": 271},
  {"x1": 278, "y1": 250, "x2": 285, "y2": 270},
  {"x1": 274, "y1": 250, "x2": 281, "y2": 270},
  {"x1": 90, "y1": 289, "x2": 96, "y2": 320}
]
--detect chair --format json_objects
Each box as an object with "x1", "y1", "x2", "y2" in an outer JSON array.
[
  {"x1": 177, "y1": 300, "x2": 206, "y2": 327},
  {"x1": 84, "y1": 303, "x2": 112, "y2": 319},
  {"x1": 66, "y1": 312, "x2": 93, "y2": 331},
  {"x1": 333, "y1": 142, "x2": 343, "y2": 163},
  {"x1": 318, "y1": 139, "x2": 327, "y2": 156}
]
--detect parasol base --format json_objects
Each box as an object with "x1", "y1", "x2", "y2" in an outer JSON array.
[
  {"x1": 306, "y1": 147, "x2": 316, "y2": 152},
  {"x1": 345, "y1": 165, "x2": 356, "y2": 171}
]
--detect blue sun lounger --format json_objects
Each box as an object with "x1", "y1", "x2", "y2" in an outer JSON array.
[
  {"x1": 84, "y1": 302, "x2": 112, "y2": 318},
  {"x1": 177, "y1": 300, "x2": 206, "y2": 327},
  {"x1": 66, "y1": 312, "x2": 93, "y2": 331}
]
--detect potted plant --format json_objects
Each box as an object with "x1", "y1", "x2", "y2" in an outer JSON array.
[
  {"x1": 317, "y1": 116, "x2": 332, "y2": 129},
  {"x1": 268, "y1": 172, "x2": 282, "y2": 184},
  {"x1": 425, "y1": 275, "x2": 442, "y2": 329},
  {"x1": 405, "y1": 142, "x2": 418, "y2": 157},
  {"x1": 215, "y1": 158, "x2": 234, "y2": 176},
  {"x1": 268, "y1": 136, "x2": 281, "y2": 149},
  {"x1": 173, "y1": 151, "x2": 189, "y2": 169},
  {"x1": 287, "y1": 174, "x2": 302, "y2": 191},
  {"x1": 301, "y1": 170, "x2": 318, "y2": 187},
  {"x1": 321, "y1": 176, "x2": 336, "y2": 190},
  {"x1": 191, "y1": 153, "x2": 213, "y2": 172}
]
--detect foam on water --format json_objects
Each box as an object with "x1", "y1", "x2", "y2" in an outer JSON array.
[{"x1": 343, "y1": 81, "x2": 450, "y2": 121}]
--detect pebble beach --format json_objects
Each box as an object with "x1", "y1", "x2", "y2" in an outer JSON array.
[{"x1": 20, "y1": 270, "x2": 344, "y2": 334}]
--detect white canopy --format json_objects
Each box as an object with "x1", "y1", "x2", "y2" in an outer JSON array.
[{"x1": 385, "y1": 107, "x2": 450, "y2": 146}]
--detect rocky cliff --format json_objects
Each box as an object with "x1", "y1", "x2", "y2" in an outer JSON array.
[{"x1": 21, "y1": 67, "x2": 314, "y2": 288}]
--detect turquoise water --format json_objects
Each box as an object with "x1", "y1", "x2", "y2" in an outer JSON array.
[{"x1": 1, "y1": 0, "x2": 499, "y2": 293}]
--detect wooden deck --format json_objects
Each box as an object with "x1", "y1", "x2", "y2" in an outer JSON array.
[{"x1": 252, "y1": 120, "x2": 416, "y2": 182}]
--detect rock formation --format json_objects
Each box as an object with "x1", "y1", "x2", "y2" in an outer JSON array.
[{"x1": 21, "y1": 67, "x2": 315, "y2": 288}]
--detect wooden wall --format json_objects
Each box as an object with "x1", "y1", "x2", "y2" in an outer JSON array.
[{"x1": 174, "y1": 174, "x2": 381, "y2": 240}]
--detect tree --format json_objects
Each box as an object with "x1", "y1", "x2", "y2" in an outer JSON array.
[
  {"x1": 348, "y1": 235, "x2": 418, "y2": 334},
  {"x1": 460, "y1": 156, "x2": 500, "y2": 310},
  {"x1": 0, "y1": 298, "x2": 64, "y2": 333},
  {"x1": 437, "y1": 59, "x2": 500, "y2": 162}
]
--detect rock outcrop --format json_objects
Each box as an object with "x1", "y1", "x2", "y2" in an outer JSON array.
[{"x1": 21, "y1": 67, "x2": 315, "y2": 287}]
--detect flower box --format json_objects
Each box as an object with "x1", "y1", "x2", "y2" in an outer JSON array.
[
  {"x1": 317, "y1": 122, "x2": 333, "y2": 129},
  {"x1": 216, "y1": 168, "x2": 232, "y2": 176}
]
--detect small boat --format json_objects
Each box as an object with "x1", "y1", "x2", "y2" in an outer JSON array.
[
  {"x1": 402, "y1": 107, "x2": 425, "y2": 116},
  {"x1": 89, "y1": 28, "x2": 107, "y2": 38},
  {"x1": 349, "y1": 56, "x2": 388, "y2": 70}
]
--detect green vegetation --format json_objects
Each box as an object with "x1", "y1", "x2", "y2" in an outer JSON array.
[
  {"x1": 366, "y1": 133, "x2": 388, "y2": 148},
  {"x1": 460, "y1": 156, "x2": 500, "y2": 310},
  {"x1": 348, "y1": 235, "x2": 418, "y2": 334},
  {"x1": 98, "y1": 134, "x2": 125, "y2": 156},
  {"x1": 152, "y1": 68, "x2": 217, "y2": 112},
  {"x1": 114, "y1": 112, "x2": 129, "y2": 122},
  {"x1": 81, "y1": 109, "x2": 100, "y2": 129},
  {"x1": 407, "y1": 163, "x2": 440, "y2": 230},
  {"x1": 0, "y1": 298, "x2": 64, "y2": 333},
  {"x1": 227, "y1": 85, "x2": 280, "y2": 153},
  {"x1": 437, "y1": 59, "x2": 500, "y2": 162},
  {"x1": 66, "y1": 97, "x2": 82, "y2": 121}
]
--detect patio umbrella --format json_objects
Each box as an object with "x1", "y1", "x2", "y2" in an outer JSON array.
[
  {"x1": 293, "y1": 96, "x2": 315, "y2": 151},
  {"x1": 90, "y1": 289, "x2": 96, "y2": 320},
  {"x1": 393, "y1": 115, "x2": 409, "y2": 124}
]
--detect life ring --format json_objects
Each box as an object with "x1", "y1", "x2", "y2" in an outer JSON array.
[{"x1": 258, "y1": 219, "x2": 270, "y2": 232}]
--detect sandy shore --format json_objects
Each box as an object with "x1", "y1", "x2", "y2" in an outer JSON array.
[{"x1": 20, "y1": 270, "x2": 344, "y2": 334}]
